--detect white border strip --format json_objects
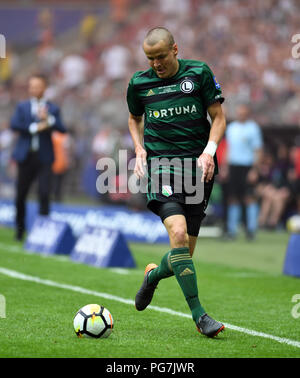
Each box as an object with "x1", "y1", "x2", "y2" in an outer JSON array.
[{"x1": 0, "y1": 266, "x2": 300, "y2": 350}]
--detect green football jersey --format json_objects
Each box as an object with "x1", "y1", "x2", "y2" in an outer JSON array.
[
  {"x1": 127, "y1": 58, "x2": 224, "y2": 206},
  {"x1": 127, "y1": 58, "x2": 224, "y2": 162}
]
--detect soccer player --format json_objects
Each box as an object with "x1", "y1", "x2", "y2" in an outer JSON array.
[{"x1": 126, "y1": 27, "x2": 226, "y2": 337}]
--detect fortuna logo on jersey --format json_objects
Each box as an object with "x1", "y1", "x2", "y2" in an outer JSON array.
[{"x1": 148, "y1": 104, "x2": 197, "y2": 118}]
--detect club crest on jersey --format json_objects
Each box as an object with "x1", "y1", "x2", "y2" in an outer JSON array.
[
  {"x1": 162, "y1": 185, "x2": 173, "y2": 197},
  {"x1": 180, "y1": 79, "x2": 194, "y2": 93}
]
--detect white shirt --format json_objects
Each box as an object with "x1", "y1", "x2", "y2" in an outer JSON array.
[
  {"x1": 29, "y1": 98, "x2": 55, "y2": 151},
  {"x1": 101, "y1": 45, "x2": 130, "y2": 80},
  {"x1": 59, "y1": 55, "x2": 88, "y2": 88}
]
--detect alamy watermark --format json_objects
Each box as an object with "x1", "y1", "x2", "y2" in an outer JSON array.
[
  {"x1": 291, "y1": 294, "x2": 300, "y2": 319},
  {"x1": 0, "y1": 34, "x2": 6, "y2": 58},
  {"x1": 291, "y1": 34, "x2": 300, "y2": 59},
  {"x1": 95, "y1": 150, "x2": 205, "y2": 205},
  {"x1": 0, "y1": 294, "x2": 6, "y2": 318}
]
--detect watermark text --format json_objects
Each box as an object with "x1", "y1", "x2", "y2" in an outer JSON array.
[
  {"x1": 291, "y1": 294, "x2": 300, "y2": 319},
  {"x1": 95, "y1": 150, "x2": 204, "y2": 205},
  {"x1": 291, "y1": 34, "x2": 300, "y2": 59},
  {"x1": 0, "y1": 34, "x2": 6, "y2": 58}
]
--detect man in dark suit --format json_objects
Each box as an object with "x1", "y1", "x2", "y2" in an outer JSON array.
[{"x1": 10, "y1": 74, "x2": 66, "y2": 240}]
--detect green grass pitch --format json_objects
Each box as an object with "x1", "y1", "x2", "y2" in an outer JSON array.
[{"x1": 0, "y1": 226, "x2": 300, "y2": 358}]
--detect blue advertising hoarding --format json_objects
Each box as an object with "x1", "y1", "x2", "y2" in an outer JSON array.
[
  {"x1": 70, "y1": 226, "x2": 136, "y2": 268},
  {"x1": 0, "y1": 199, "x2": 169, "y2": 244},
  {"x1": 24, "y1": 215, "x2": 76, "y2": 255}
]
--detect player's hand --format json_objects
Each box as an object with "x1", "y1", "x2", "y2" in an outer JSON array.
[
  {"x1": 197, "y1": 153, "x2": 215, "y2": 183},
  {"x1": 134, "y1": 145, "x2": 147, "y2": 178}
]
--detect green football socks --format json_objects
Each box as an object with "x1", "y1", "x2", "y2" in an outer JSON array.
[
  {"x1": 170, "y1": 247, "x2": 206, "y2": 322},
  {"x1": 148, "y1": 251, "x2": 174, "y2": 285},
  {"x1": 147, "y1": 247, "x2": 205, "y2": 322}
]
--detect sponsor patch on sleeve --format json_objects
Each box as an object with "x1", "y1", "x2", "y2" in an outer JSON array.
[{"x1": 213, "y1": 76, "x2": 221, "y2": 89}]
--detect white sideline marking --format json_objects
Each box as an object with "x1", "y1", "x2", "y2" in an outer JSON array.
[
  {"x1": 0, "y1": 243, "x2": 23, "y2": 253},
  {"x1": 108, "y1": 268, "x2": 129, "y2": 275},
  {"x1": 0, "y1": 267, "x2": 300, "y2": 349}
]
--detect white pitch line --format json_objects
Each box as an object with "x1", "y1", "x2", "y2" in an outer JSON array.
[
  {"x1": 0, "y1": 266, "x2": 300, "y2": 350},
  {"x1": 108, "y1": 268, "x2": 129, "y2": 275}
]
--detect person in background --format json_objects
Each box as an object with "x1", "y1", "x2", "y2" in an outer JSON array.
[
  {"x1": 10, "y1": 74, "x2": 66, "y2": 241},
  {"x1": 225, "y1": 103, "x2": 263, "y2": 240},
  {"x1": 292, "y1": 138, "x2": 300, "y2": 214},
  {"x1": 258, "y1": 144, "x2": 293, "y2": 229},
  {"x1": 216, "y1": 136, "x2": 228, "y2": 235},
  {"x1": 51, "y1": 130, "x2": 72, "y2": 202}
]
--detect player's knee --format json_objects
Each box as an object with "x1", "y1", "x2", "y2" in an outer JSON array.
[{"x1": 169, "y1": 226, "x2": 189, "y2": 247}]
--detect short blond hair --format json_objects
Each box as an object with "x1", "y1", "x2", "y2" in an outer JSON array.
[{"x1": 144, "y1": 27, "x2": 175, "y2": 48}]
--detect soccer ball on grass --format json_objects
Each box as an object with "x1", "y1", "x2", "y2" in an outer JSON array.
[{"x1": 73, "y1": 304, "x2": 114, "y2": 338}]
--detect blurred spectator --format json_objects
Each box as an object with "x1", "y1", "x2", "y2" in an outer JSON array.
[
  {"x1": 0, "y1": 46, "x2": 19, "y2": 88},
  {"x1": 36, "y1": 8, "x2": 54, "y2": 49},
  {"x1": 97, "y1": 85, "x2": 129, "y2": 129},
  {"x1": 216, "y1": 137, "x2": 228, "y2": 234},
  {"x1": 283, "y1": 138, "x2": 300, "y2": 216},
  {"x1": 282, "y1": 91, "x2": 300, "y2": 126},
  {"x1": 0, "y1": 121, "x2": 13, "y2": 150},
  {"x1": 37, "y1": 40, "x2": 63, "y2": 75},
  {"x1": 80, "y1": 12, "x2": 99, "y2": 47},
  {"x1": 59, "y1": 51, "x2": 89, "y2": 89},
  {"x1": 255, "y1": 150, "x2": 274, "y2": 207},
  {"x1": 157, "y1": 0, "x2": 191, "y2": 20},
  {"x1": 51, "y1": 130, "x2": 73, "y2": 202},
  {"x1": 257, "y1": 144, "x2": 292, "y2": 229},
  {"x1": 91, "y1": 126, "x2": 120, "y2": 161},
  {"x1": 110, "y1": 0, "x2": 130, "y2": 26},
  {"x1": 100, "y1": 43, "x2": 131, "y2": 85},
  {"x1": 292, "y1": 139, "x2": 300, "y2": 214},
  {"x1": 0, "y1": 120, "x2": 14, "y2": 184},
  {"x1": 225, "y1": 104, "x2": 263, "y2": 240},
  {"x1": 91, "y1": 126, "x2": 119, "y2": 203}
]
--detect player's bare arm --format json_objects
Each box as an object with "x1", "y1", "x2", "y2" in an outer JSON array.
[
  {"x1": 128, "y1": 112, "x2": 147, "y2": 178},
  {"x1": 197, "y1": 102, "x2": 226, "y2": 182}
]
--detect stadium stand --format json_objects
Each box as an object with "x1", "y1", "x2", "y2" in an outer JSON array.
[{"x1": 0, "y1": 0, "x2": 299, "y2": 230}]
